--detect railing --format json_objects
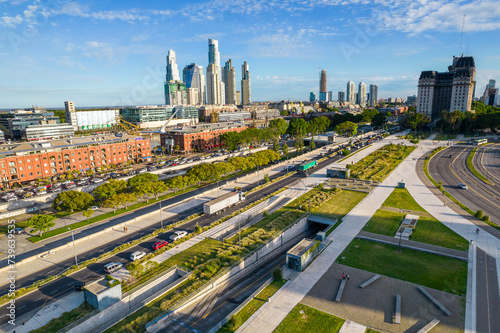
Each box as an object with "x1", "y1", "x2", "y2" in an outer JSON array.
[{"x1": 56, "y1": 309, "x2": 100, "y2": 333}]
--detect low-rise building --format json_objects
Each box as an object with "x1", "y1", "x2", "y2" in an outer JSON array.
[
  {"x1": 0, "y1": 134, "x2": 151, "y2": 188},
  {"x1": 22, "y1": 123, "x2": 75, "y2": 141},
  {"x1": 160, "y1": 122, "x2": 247, "y2": 153}
]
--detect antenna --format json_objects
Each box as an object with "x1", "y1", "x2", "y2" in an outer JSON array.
[{"x1": 459, "y1": 15, "x2": 466, "y2": 56}]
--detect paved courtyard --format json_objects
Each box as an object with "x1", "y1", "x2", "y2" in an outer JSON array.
[{"x1": 300, "y1": 263, "x2": 465, "y2": 333}]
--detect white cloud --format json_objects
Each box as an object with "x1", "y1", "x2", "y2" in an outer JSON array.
[
  {"x1": 0, "y1": 14, "x2": 22, "y2": 26},
  {"x1": 181, "y1": 33, "x2": 225, "y2": 43},
  {"x1": 131, "y1": 34, "x2": 150, "y2": 42}
]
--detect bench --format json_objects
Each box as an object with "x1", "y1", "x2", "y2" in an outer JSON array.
[
  {"x1": 359, "y1": 274, "x2": 381, "y2": 289},
  {"x1": 335, "y1": 279, "x2": 347, "y2": 302},
  {"x1": 417, "y1": 318, "x2": 440, "y2": 333},
  {"x1": 394, "y1": 294, "x2": 401, "y2": 324},
  {"x1": 418, "y1": 286, "x2": 452, "y2": 316}
]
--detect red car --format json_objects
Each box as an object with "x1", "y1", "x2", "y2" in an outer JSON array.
[
  {"x1": 172, "y1": 163, "x2": 178, "y2": 166},
  {"x1": 152, "y1": 241, "x2": 168, "y2": 250}
]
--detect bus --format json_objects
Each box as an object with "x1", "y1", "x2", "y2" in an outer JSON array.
[
  {"x1": 473, "y1": 138, "x2": 488, "y2": 145},
  {"x1": 298, "y1": 160, "x2": 317, "y2": 172}
]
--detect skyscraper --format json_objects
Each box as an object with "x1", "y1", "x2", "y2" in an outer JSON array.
[
  {"x1": 241, "y1": 61, "x2": 251, "y2": 105},
  {"x1": 481, "y1": 79, "x2": 498, "y2": 106},
  {"x1": 357, "y1": 82, "x2": 367, "y2": 107},
  {"x1": 183, "y1": 63, "x2": 205, "y2": 105},
  {"x1": 369, "y1": 84, "x2": 378, "y2": 107},
  {"x1": 310, "y1": 92, "x2": 317, "y2": 103},
  {"x1": 328, "y1": 91, "x2": 333, "y2": 102},
  {"x1": 166, "y1": 50, "x2": 180, "y2": 82},
  {"x1": 347, "y1": 81, "x2": 356, "y2": 103},
  {"x1": 319, "y1": 69, "x2": 327, "y2": 101},
  {"x1": 222, "y1": 59, "x2": 237, "y2": 105},
  {"x1": 207, "y1": 39, "x2": 222, "y2": 105},
  {"x1": 338, "y1": 91, "x2": 345, "y2": 102},
  {"x1": 417, "y1": 56, "x2": 476, "y2": 121}
]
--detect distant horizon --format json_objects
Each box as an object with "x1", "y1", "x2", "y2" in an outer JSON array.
[{"x1": 1, "y1": 0, "x2": 499, "y2": 108}]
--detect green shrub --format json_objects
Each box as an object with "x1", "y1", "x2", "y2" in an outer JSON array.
[
  {"x1": 342, "y1": 148, "x2": 350, "y2": 156},
  {"x1": 482, "y1": 215, "x2": 490, "y2": 222},
  {"x1": 475, "y1": 210, "x2": 484, "y2": 219},
  {"x1": 273, "y1": 267, "x2": 283, "y2": 282},
  {"x1": 263, "y1": 210, "x2": 269, "y2": 217}
]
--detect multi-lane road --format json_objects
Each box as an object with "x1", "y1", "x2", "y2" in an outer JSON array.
[{"x1": 428, "y1": 142, "x2": 500, "y2": 227}]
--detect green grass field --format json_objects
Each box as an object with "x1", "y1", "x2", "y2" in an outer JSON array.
[
  {"x1": 218, "y1": 279, "x2": 287, "y2": 333},
  {"x1": 312, "y1": 190, "x2": 367, "y2": 220},
  {"x1": 350, "y1": 144, "x2": 415, "y2": 182},
  {"x1": 363, "y1": 209, "x2": 403, "y2": 236},
  {"x1": 365, "y1": 329, "x2": 381, "y2": 333},
  {"x1": 30, "y1": 302, "x2": 95, "y2": 333},
  {"x1": 411, "y1": 216, "x2": 469, "y2": 251},
  {"x1": 274, "y1": 303, "x2": 345, "y2": 333},
  {"x1": 337, "y1": 239, "x2": 468, "y2": 295},
  {"x1": 382, "y1": 188, "x2": 425, "y2": 212}
]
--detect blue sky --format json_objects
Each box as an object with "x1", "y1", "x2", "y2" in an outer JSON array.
[{"x1": 1, "y1": 0, "x2": 499, "y2": 108}]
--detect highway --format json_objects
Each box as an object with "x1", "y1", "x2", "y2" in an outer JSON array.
[
  {"x1": 428, "y1": 144, "x2": 500, "y2": 227},
  {"x1": 2, "y1": 138, "x2": 372, "y2": 328}
]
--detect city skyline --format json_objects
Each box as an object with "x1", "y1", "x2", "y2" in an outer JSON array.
[{"x1": 1, "y1": 0, "x2": 500, "y2": 108}]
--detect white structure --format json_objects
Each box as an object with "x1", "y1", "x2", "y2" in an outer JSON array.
[
  {"x1": 241, "y1": 61, "x2": 251, "y2": 105},
  {"x1": 357, "y1": 82, "x2": 367, "y2": 107},
  {"x1": 369, "y1": 84, "x2": 378, "y2": 107},
  {"x1": 166, "y1": 50, "x2": 180, "y2": 82},
  {"x1": 186, "y1": 88, "x2": 199, "y2": 106},
  {"x1": 207, "y1": 39, "x2": 222, "y2": 105},
  {"x1": 346, "y1": 81, "x2": 356, "y2": 103},
  {"x1": 64, "y1": 101, "x2": 76, "y2": 129}
]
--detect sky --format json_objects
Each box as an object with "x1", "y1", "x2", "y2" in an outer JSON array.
[{"x1": 1, "y1": 0, "x2": 500, "y2": 109}]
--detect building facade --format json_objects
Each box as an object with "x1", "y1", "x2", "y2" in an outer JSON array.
[
  {"x1": 319, "y1": 69, "x2": 327, "y2": 101},
  {"x1": 183, "y1": 63, "x2": 205, "y2": 105},
  {"x1": 22, "y1": 124, "x2": 75, "y2": 141},
  {"x1": 160, "y1": 122, "x2": 247, "y2": 153},
  {"x1": 338, "y1": 91, "x2": 345, "y2": 102},
  {"x1": 310, "y1": 92, "x2": 317, "y2": 103},
  {"x1": 417, "y1": 56, "x2": 476, "y2": 121},
  {"x1": 357, "y1": 82, "x2": 367, "y2": 107},
  {"x1": 120, "y1": 105, "x2": 172, "y2": 123},
  {"x1": 223, "y1": 59, "x2": 237, "y2": 105},
  {"x1": 369, "y1": 84, "x2": 378, "y2": 107},
  {"x1": 347, "y1": 81, "x2": 356, "y2": 103},
  {"x1": 0, "y1": 135, "x2": 151, "y2": 187},
  {"x1": 65, "y1": 108, "x2": 119, "y2": 131},
  {"x1": 207, "y1": 39, "x2": 222, "y2": 105},
  {"x1": 0, "y1": 112, "x2": 61, "y2": 139},
  {"x1": 241, "y1": 61, "x2": 251, "y2": 105},
  {"x1": 166, "y1": 50, "x2": 180, "y2": 82},
  {"x1": 165, "y1": 81, "x2": 188, "y2": 106},
  {"x1": 481, "y1": 79, "x2": 498, "y2": 106}
]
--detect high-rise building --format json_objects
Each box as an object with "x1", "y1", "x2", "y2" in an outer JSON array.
[
  {"x1": 186, "y1": 88, "x2": 199, "y2": 105},
  {"x1": 328, "y1": 91, "x2": 333, "y2": 102},
  {"x1": 417, "y1": 56, "x2": 476, "y2": 121},
  {"x1": 481, "y1": 79, "x2": 498, "y2": 106},
  {"x1": 222, "y1": 59, "x2": 237, "y2": 105},
  {"x1": 165, "y1": 81, "x2": 188, "y2": 106},
  {"x1": 347, "y1": 81, "x2": 356, "y2": 103},
  {"x1": 236, "y1": 91, "x2": 241, "y2": 105},
  {"x1": 357, "y1": 82, "x2": 367, "y2": 107},
  {"x1": 241, "y1": 61, "x2": 251, "y2": 105},
  {"x1": 183, "y1": 63, "x2": 205, "y2": 105},
  {"x1": 64, "y1": 101, "x2": 76, "y2": 129},
  {"x1": 207, "y1": 39, "x2": 222, "y2": 105},
  {"x1": 310, "y1": 92, "x2": 317, "y2": 103},
  {"x1": 369, "y1": 84, "x2": 378, "y2": 107},
  {"x1": 166, "y1": 50, "x2": 180, "y2": 82},
  {"x1": 319, "y1": 69, "x2": 327, "y2": 101},
  {"x1": 338, "y1": 91, "x2": 345, "y2": 102}
]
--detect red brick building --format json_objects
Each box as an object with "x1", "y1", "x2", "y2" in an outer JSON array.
[
  {"x1": 0, "y1": 135, "x2": 151, "y2": 187},
  {"x1": 160, "y1": 122, "x2": 247, "y2": 153}
]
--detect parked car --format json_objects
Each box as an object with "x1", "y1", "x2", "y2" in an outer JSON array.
[
  {"x1": 170, "y1": 231, "x2": 188, "y2": 241},
  {"x1": 459, "y1": 183, "x2": 468, "y2": 189},
  {"x1": 147, "y1": 166, "x2": 157, "y2": 171},
  {"x1": 137, "y1": 168, "x2": 148, "y2": 174},
  {"x1": 91, "y1": 178, "x2": 104, "y2": 183},
  {"x1": 74, "y1": 281, "x2": 86, "y2": 291},
  {"x1": 13, "y1": 228, "x2": 23, "y2": 234},
  {"x1": 152, "y1": 241, "x2": 168, "y2": 250},
  {"x1": 130, "y1": 251, "x2": 146, "y2": 261},
  {"x1": 89, "y1": 206, "x2": 99, "y2": 210},
  {"x1": 104, "y1": 262, "x2": 123, "y2": 273}
]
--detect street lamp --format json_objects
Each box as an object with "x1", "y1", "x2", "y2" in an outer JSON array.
[
  {"x1": 160, "y1": 200, "x2": 163, "y2": 229},
  {"x1": 68, "y1": 228, "x2": 78, "y2": 267}
]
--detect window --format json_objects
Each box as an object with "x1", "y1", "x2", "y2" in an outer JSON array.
[
  {"x1": 27, "y1": 159, "x2": 31, "y2": 162},
  {"x1": 19, "y1": 167, "x2": 23, "y2": 171},
  {"x1": 8, "y1": 161, "x2": 15, "y2": 167},
  {"x1": 44, "y1": 163, "x2": 47, "y2": 167}
]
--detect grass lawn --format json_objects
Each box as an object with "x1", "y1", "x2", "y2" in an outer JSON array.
[
  {"x1": 411, "y1": 216, "x2": 469, "y2": 251},
  {"x1": 312, "y1": 190, "x2": 367, "y2": 220},
  {"x1": 363, "y1": 209, "x2": 403, "y2": 236},
  {"x1": 350, "y1": 144, "x2": 415, "y2": 182},
  {"x1": 365, "y1": 329, "x2": 381, "y2": 333},
  {"x1": 30, "y1": 302, "x2": 95, "y2": 333},
  {"x1": 382, "y1": 188, "x2": 425, "y2": 212},
  {"x1": 218, "y1": 279, "x2": 287, "y2": 333},
  {"x1": 274, "y1": 303, "x2": 345, "y2": 333},
  {"x1": 466, "y1": 147, "x2": 491, "y2": 184},
  {"x1": 433, "y1": 133, "x2": 457, "y2": 141},
  {"x1": 337, "y1": 239, "x2": 468, "y2": 295}
]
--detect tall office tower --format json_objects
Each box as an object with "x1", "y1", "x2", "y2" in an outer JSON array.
[
  {"x1": 183, "y1": 63, "x2": 206, "y2": 105},
  {"x1": 338, "y1": 91, "x2": 345, "y2": 102},
  {"x1": 328, "y1": 91, "x2": 333, "y2": 102},
  {"x1": 347, "y1": 81, "x2": 356, "y2": 103},
  {"x1": 241, "y1": 61, "x2": 251, "y2": 105},
  {"x1": 207, "y1": 39, "x2": 222, "y2": 105},
  {"x1": 319, "y1": 69, "x2": 327, "y2": 101},
  {"x1": 369, "y1": 84, "x2": 378, "y2": 107},
  {"x1": 165, "y1": 81, "x2": 187, "y2": 106},
  {"x1": 310, "y1": 92, "x2": 317, "y2": 103},
  {"x1": 236, "y1": 91, "x2": 241, "y2": 105},
  {"x1": 220, "y1": 81, "x2": 226, "y2": 106},
  {"x1": 481, "y1": 79, "x2": 498, "y2": 106},
  {"x1": 186, "y1": 88, "x2": 199, "y2": 105},
  {"x1": 166, "y1": 50, "x2": 180, "y2": 82},
  {"x1": 206, "y1": 64, "x2": 221, "y2": 105},
  {"x1": 417, "y1": 56, "x2": 476, "y2": 121},
  {"x1": 357, "y1": 82, "x2": 367, "y2": 107},
  {"x1": 222, "y1": 59, "x2": 237, "y2": 105},
  {"x1": 64, "y1": 101, "x2": 77, "y2": 129}
]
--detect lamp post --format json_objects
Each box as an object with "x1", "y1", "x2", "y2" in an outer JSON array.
[
  {"x1": 68, "y1": 228, "x2": 78, "y2": 267},
  {"x1": 160, "y1": 199, "x2": 163, "y2": 229}
]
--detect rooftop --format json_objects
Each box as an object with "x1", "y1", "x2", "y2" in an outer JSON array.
[
  {"x1": 287, "y1": 238, "x2": 318, "y2": 257},
  {"x1": 164, "y1": 121, "x2": 246, "y2": 134},
  {"x1": 85, "y1": 278, "x2": 112, "y2": 295}
]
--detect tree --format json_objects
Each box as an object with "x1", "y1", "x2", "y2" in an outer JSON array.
[
  {"x1": 264, "y1": 174, "x2": 270, "y2": 183},
  {"x1": 28, "y1": 214, "x2": 56, "y2": 237},
  {"x1": 448, "y1": 110, "x2": 465, "y2": 133},
  {"x1": 287, "y1": 118, "x2": 309, "y2": 137},
  {"x1": 280, "y1": 110, "x2": 288, "y2": 116},
  {"x1": 282, "y1": 143, "x2": 289, "y2": 156},
  {"x1": 135, "y1": 183, "x2": 153, "y2": 203},
  {"x1": 128, "y1": 173, "x2": 159, "y2": 189},
  {"x1": 53, "y1": 191, "x2": 94, "y2": 212},
  {"x1": 334, "y1": 121, "x2": 358, "y2": 136},
  {"x1": 361, "y1": 109, "x2": 379, "y2": 123},
  {"x1": 118, "y1": 193, "x2": 137, "y2": 209},
  {"x1": 83, "y1": 209, "x2": 95, "y2": 222},
  {"x1": 402, "y1": 112, "x2": 430, "y2": 132},
  {"x1": 220, "y1": 131, "x2": 242, "y2": 151},
  {"x1": 269, "y1": 118, "x2": 288, "y2": 136},
  {"x1": 273, "y1": 140, "x2": 280, "y2": 153},
  {"x1": 149, "y1": 181, "x2": 168, "y2": 200},
  {"x1": 371, "y1": 113, "x2": 387, "y2": 128},
  {"x1": 94, "y1": 179, "x2": 127, "y2": 200},
  {"x1": 102, "y1": 194, "x2": 121, "y2": 213}
]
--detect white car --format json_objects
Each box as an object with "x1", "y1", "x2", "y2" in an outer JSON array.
[
  {"x1": 458, "y1": 183, "x2": 468, "y2": 189},
  {"x1": 170, "y1": 231, "x2": 188, "y2": 241},
  {"x1": 90, "y1": 206, "x2": 99, "y2": 210},
  {"x1": 130, "y1": 251, "x2": 146, "y2": 261}
]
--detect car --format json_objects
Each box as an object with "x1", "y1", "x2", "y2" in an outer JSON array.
[
  {"x1": 91, "y1": 178, "x2": 103, "y2": 183},
  {"x1": 147, "y1": 166, "x2": 157, "y2": 171},
  {"x1": 137, "y1": 168, "x2": 148, "y2": 174},
  {"x1": 89, "y1": 206, "x2": 99, "y2": 210},
  {"x1": 104, "y1": 262, "x2": 123, "y2": 273},
  {"x1": 130, "y1": 251, "x2": 146, "y2": 261},
  {"x1": 13, "y1": 228, "x2": 23, "y2": 234},
  {"x1": 170, "y1": 231, "x2": 188, "y2": 241},
  {"x1": 459, "y1": 183, "x2": 468, "y2": 189},
  {"x1": 152, "y1": 241, "x2": 168, "y2": 250},
  {"x1": 74, "y1": 281, "x2": 86, "y2": 291}
]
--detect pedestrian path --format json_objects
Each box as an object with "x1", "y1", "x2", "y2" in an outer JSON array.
[{"x1": 338, "y1": 320, "x2": 366, "y2": 333}]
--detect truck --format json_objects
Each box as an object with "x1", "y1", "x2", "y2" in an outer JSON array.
[
  {"x1": 298, "y1": 160, "x2": 317, "y2": 172},
  {"x1": 203, "y1": 191, "x2": 245, "y2": 215}
]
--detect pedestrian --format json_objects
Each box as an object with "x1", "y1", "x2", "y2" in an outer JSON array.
[
  {"x1": 347, "y1": 275, "x2": 350, "y2": 281},
  {"x1": 123, "y1": 226, "x2": 126, "y2": 232},
  {"x1": 126, "y1": 227, "x2": 128, "y2": 232},
  {"x1": 342, "y1": 273, "x2": 345, "y2": 280},
  {"x1": 476, "y1": 228, "x2": 479, "y2": 234},
  {"x1": 444, "y1": 202, "x2": 446, "y2": 207}
]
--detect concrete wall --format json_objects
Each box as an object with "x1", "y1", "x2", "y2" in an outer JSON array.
[
  {"x1": 84, "y1": 282, "x2": 122, "y2": 311},
  {"x1": 67, "y1": 268, "x2": 189, "y2": 333}
]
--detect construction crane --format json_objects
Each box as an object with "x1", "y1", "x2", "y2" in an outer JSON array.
[
  {"x1": 107, "y1": 116, "x2": 141, "y2": 136},
  {"x1": 158, "y1": 107, "x2": 181, "y2": 133}
]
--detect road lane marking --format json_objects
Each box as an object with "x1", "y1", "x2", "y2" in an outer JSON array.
[
  {"x1": 67, "y1": 282, "x2": 74, "y2": 286},
  {"x1": 35, "y1": 297, "x2": 43, "y2": 302},
  {"x1": 50, "y1": 289, "x2": 58, "y2": 294}
]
